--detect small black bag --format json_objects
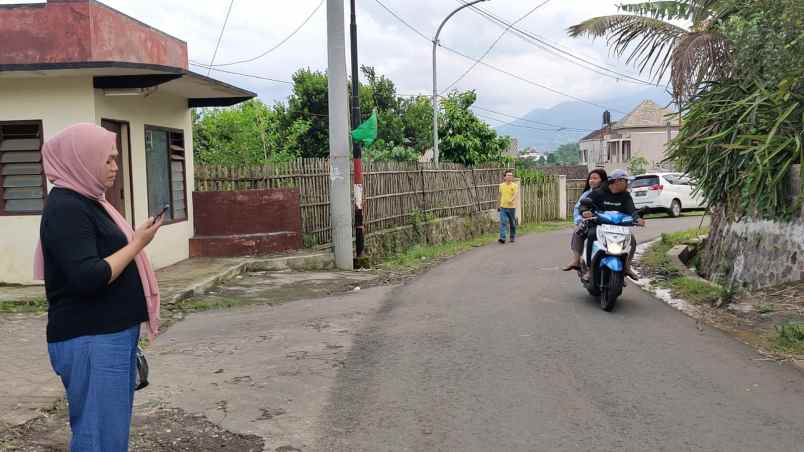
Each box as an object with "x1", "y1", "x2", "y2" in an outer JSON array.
[{"x1": 135, "y1": 346, "x2": 149, "y2": 391}]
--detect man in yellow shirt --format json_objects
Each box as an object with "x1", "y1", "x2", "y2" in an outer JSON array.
[{"x1": 498, "y1": 169, "x2": 519, "y2": 244}]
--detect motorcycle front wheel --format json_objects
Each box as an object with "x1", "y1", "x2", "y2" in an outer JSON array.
[{"x1": 600, "y1": 267, "x2": 623, "y2": 312}]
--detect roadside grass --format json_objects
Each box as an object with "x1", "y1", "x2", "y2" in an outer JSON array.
[
  {"x1": 667, "y1": 277, "x2": 726, "y2": 305},
  {"x1": 379, "y1": 221, "x2": 572, "y2": 271},
  {"x1": 640, "y1": 228, "x2": 709, "y2": 277},
  {"x1": 774, "y1": 322, "x2": 804, "y2": 354},
  {"x1": 0, "y1": 297, "x2": 47, "y2": 314},
  {"x1": 638, "y1": 227, "x2": 720, "y2": 304}
]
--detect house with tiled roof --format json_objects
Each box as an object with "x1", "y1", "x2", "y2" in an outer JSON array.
[
  {"x1": 0, "y1": 0, "x2": 255, "y2": 284},
  {"x1": 579, "y1": 100, "x2": 680, "y2": 173}
]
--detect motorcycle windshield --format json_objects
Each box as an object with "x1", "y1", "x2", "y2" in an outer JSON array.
[{"x1": 596, "y1": 211, "x2": 635, "y2": 225}]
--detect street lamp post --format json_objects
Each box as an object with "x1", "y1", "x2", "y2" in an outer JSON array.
[{"x1": 432, "y1": 0, "x2": 488, "y2": 165}]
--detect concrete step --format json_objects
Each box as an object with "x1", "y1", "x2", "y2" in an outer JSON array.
[{"x1": 189, "y1": 232, "x2": 301, "y2": 258}]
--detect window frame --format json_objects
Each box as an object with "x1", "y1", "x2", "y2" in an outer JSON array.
[
  {"x1": 0, "y1": 120, "x2": 46, "y2": 217},
  {"x1": 144, "y1": 124, "x2": 188, "y2": 226},
  {"x1": 622, "y1": 140, "x2": 632, "y2": 162}
]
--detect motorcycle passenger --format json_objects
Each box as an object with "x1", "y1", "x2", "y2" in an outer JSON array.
[
  {"x1": 563, "y1": 169, "x2": 607, "y2": 272},
  {"x1": 580, "y1": 169, "x2": 645, "y2": 281}
]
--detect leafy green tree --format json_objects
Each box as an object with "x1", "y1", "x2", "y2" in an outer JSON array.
[
  {"x1": 400, "y1": 96, "x2": 433, "y2": 154},
  {"x1": 438, "y1": 91, "x2": 512, "y2": 165},
  {"x1": 193, "y1": 99, "x2": 309, "y2": 165},
  {"x1": 628, "y1": 156, "x2": 649, "y2": 175},
  {"x1": 544, "y1": 143, "x2": 581, "y2": 165},
  {"x1": 666, "y1": 0, "x2": 804, "y2": 219},
  {"x1": 363, "y1": 140, "x2": 420, "y2": 162},
  {"x1": 285, "y1": 69, "x2": 330, "y2": 158}
]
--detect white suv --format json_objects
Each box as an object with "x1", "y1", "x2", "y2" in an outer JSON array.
[{"x1": 631, "y1": 173, "x2": 706, "y2": 217}]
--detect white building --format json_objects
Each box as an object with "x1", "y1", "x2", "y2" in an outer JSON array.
[
  {"x1": 0, "y1": 0, "x2": 254, "y2": 284},
  {"x1": 579, "y1": 100, "x2": 680, "y2": 173}
]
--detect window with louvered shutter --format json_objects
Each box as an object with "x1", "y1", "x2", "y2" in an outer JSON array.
[
  {"x1": 0, "y1": 122, "x2": 45, "y2": 215},
  {"x1": 145, "y1": 126, "x2": 186, "y2": 223}
]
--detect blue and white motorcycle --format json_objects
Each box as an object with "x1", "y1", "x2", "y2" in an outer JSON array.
[{"x1": 578, "y1": 200, "x2": 642, "y2": 312}]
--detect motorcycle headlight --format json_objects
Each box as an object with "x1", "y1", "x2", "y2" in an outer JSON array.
[
  {"x1": 607, "y1": 237, "x2": 625, "y2": 255},
  {"x1": 598, "y1": 231, "x2": 630, "y2": 256}
]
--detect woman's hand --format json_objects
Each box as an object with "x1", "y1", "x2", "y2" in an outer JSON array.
[{"x1": 133, "y1": 217, "x2": 163, "y2": 249}]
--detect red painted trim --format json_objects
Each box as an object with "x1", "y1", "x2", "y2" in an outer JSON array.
[{"x1": 353, "y1": 159, "x2": 363, "y2": 184}]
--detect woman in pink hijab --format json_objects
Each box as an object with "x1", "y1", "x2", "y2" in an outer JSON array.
[{"x1": 35, "y1": 123, "x2": 163, "y2": 452}]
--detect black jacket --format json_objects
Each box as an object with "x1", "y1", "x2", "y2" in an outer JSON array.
[
  {"x1": 40, "y1": 188, "x2": 148, "y2": 343},
  {"x1": 583, "y1": 185, "x2": 638, "y2": 217}
]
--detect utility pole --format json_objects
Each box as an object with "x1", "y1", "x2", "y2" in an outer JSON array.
[
  {"x1": 349, "y1": 0, "x2": 365, "y2": 262},
  {"x1": 432, "y1": 0, "x2": 488, "y2": 165},
  {"x1": 327, "y1": 0, "x2": 354, "y2": 269}
]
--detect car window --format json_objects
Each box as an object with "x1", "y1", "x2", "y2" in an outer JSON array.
[
  {"x1": 663, "y1": 175, "x2": 677, "y2": 184},
  {"x1": 632, "y1": 176, "x2": 660, "y2": 188}
]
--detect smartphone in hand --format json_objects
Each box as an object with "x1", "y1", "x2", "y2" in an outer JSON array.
[{"x1": 152, "y1": 205, "x2": 170, "y2": 225}]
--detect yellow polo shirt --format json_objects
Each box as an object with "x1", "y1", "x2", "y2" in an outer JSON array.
[{"x1": 499, "y1": 182, "x2": 518, "y2": 209}]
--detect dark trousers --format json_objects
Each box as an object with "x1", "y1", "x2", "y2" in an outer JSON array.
[{"x1": 499, "y1": 208, "x2": 517, "y2": 240}]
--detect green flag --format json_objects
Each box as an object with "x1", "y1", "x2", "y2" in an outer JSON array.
[{"x1": 351, "y1": 110, "x2": 378, "y2": 146}]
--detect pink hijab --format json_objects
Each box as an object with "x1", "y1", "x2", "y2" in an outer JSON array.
[{"x1": 33, "y1": 123, "x2": 160, "y2": 339}]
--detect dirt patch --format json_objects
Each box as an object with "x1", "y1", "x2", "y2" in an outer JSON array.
[
  {"x1": 0, "y1": 399, "x2": 264, "y2": 452},
  {"x1": 702, "y1": 282, "x2": 804, "y2": 358},
  {"x1": 637, "y1": 237, "x2": 804, "y2": 361}
]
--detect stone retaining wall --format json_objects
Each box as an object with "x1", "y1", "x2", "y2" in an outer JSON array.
[
  {"x1": 701, "y1": 165, "x2": 803, "y2": 290},
  {"x1": 363, "y1": 210, "x2": 499, "y2": 262}
]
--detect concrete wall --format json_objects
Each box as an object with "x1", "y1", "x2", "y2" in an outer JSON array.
[
  {"x1": 191, "y1": 189, "x2": 302, "y2": 257},
  {"x1": 580, "y1": 139, "x2": 602, "y2": 170},
  {"x1": 363, "y1": 212, "x2": 499, "y2": 263},
  {"x1": 586, "y1": 127, "x2": 679, "y2": 173},
  {"x1": 0, "y1": 77, "x2": 95, "y2": 284},
  {"x1": 701, "y1": 165, "x2": 803, "y2": 290},
  {"x1": 0, "y1": 77, "x2": 194, "y2": 284}
]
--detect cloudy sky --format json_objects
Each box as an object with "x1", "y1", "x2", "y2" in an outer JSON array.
[{"x1": 86, "y1": 1, "x2": 668, "y2": 122}]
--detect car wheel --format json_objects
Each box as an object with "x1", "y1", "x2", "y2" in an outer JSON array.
[{"x1": 668, "y1": 199, "x2": 682, "y2": 218}]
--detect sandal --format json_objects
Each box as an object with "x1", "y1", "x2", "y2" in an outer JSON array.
[{"x1": 562, "y1": 264, "x2": 581, "y2": 272}]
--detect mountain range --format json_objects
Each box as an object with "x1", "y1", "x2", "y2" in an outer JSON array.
[{"x1": 493, "y1": 86, "x2": 673, "y2": 152}]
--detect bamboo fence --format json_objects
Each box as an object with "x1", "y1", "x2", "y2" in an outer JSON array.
[
  {"x1": 566, "y1": 179, "x2": 587, "y2": 218},
  {"x1": 195, "y1": 159, "x2": 562, "y2": 247}
]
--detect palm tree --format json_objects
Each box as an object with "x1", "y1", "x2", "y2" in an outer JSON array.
[{"x1": 568, "y1": 0, "x2": 733, "y2": 102}]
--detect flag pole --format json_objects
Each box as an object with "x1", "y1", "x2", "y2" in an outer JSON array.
[{"x1": 349, "y1": 0, "x2": 365, "y2": 264}]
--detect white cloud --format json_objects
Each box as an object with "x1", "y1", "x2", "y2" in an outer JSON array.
[{"x1": 99, "y1": 0, "x2": 668, "y2": 119}]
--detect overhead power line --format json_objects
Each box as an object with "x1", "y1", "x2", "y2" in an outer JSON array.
[
  {"x1": 372, "y1": 0, "x2": 432, "y2": 42},
  {"x1": 441, "y1": 44, "x2": 625, "y2": 113},
  {"x1": 190, "y1": 62, "x2": 293, "y2": 84},
  {"x1": 458, "y1": 0, "x2": 657, "y2": 86},
  {"x1": 474, "y1": 113, "x2": 564, "y2": 132},
  {"x1": 442, "y1": 0, "x2": 552, "y2": 94},
  {"x1": 371, "y1": 0, "x2": 625, "y2": 114},
  {"x1": 204, "y1": 0, "x2": 325, "y2": 67},
  {"x1": 207, "y1": 0, "x2": 236, "y2": 76},
  {"x1": 471, "y1": 105, "x2": 592, "y2": 132}
]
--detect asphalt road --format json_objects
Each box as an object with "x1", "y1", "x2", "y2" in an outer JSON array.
[{"x1": 315, "y1": 216, "x2": 804, "y2": 452}]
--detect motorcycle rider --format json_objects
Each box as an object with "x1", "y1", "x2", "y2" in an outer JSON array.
[{"x1": 580, "y1": 169, "x2": 645, "y2": 281}]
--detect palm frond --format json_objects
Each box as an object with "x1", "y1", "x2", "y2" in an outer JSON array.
[
  {"x1": 568, "y1": 15, "x2": 687, "y2": 81},
  {"x1": 618, "y1": 0, "x2": 724, "y2": 23},
  {"x1": 617, "y1": 1, "x2": 692, "y2": 20},
  {"x1": 670, "y1": 31, "x2": 733, "y2": 102}
]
